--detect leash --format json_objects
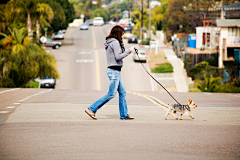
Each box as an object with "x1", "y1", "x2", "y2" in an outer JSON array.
[{"x1": 134, "y1": 48, "x2": 182, "y2": 105}]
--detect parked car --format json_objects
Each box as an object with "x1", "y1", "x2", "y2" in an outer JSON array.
[
  {"x1": 40, "y1": 76, "x2": 56, "y2": 89},
  {"x1": 61, "y1": 29, "x2": 66, "y2": 33},
  {"x1": 93, "y1": 17, "x2": 104, "y2": 26},
  {"x1": 45, "y1": 38, "x2": 62, "y2": 49},
  {"x1": 128, "y1": 35, "x2": 138, "y2": 43},
  {"x1": 80, "y1": 23, "x2": 89, "y2": 30},
  {"x1": 85, "y1": 19, "x2": 93, "y2": 25},
  {"x1": 52, "y1": 31, "x2": 64, "y2": 40},
  {"x1": 123, "y1": 26, "x2": 133, "y2": 39},
  {"x1": 133, "y1": 50, "x2": 147, "y2": 62}
]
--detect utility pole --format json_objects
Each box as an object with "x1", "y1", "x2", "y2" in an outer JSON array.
[
  {"x1": 140, "y1": 0, "x2": 143, "y2": 42},
  {"x1": 116, "y1": 0, "x2": 118, "y2": 22},
  {"x1": 128, "y1": 0, "x2": 130, "y2": 21},
  {"x1": 148, "y1": 0, "x2": 151, "y2": 40}
]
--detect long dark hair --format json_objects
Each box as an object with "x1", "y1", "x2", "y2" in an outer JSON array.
[
  {"x1": 106, "y1": 25, "x2": 124, "y2": 43},
  {"x1": 106, "y1": 25, "x2": 125, "y2": 52}
]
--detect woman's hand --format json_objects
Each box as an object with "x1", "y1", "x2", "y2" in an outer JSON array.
[{"x1": 129, "y1": 46, "x2": 135, "y2": 52}]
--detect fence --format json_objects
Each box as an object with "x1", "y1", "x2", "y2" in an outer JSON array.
[{"x1": 185, "y1": 53, "x2": 219, "y2": 75}]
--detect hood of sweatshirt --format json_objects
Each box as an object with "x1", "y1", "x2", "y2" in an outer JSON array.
[{"x1": 104, "y1": 38, "x2": 118, "y2": 50}]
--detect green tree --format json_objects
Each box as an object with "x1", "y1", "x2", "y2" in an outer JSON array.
[
  {"x1": 165, "y1": 0, "x2": 192, "y2": 33},
  {"x1": 195, "y1": 72, "x2": 222, "y2": 92},
  {"x1": 35, "y1": 3, "x2": 54, "y2": 39},
  {"x1": 132, "y1": 4, "x2": 148, "y2": 30},
  {"x1": 91, "y1": 8, "x2": 109, "y2": 22},
  {"x1": 40, "y1": 0, "x2": 66, "y2": 32},
  {"x1": 0, "y1": 27, "x2": 59, "y2": 87},
  {"x1": 151, "y1": 0, "x2": 169, "y2": 31},
  {"x1": 54, "y1": 0, "x2": 75, "y2": 29}
]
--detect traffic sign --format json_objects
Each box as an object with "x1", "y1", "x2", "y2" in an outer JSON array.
[{"x1": 40, "y1": 36, "x2": 47, "y2": 43}]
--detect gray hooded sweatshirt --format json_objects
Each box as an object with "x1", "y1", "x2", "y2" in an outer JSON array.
[{"x1": 104, "y1": 38, "x2": 131, "y2": 68}]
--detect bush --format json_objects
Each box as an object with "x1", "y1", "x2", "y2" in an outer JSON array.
[
  {"x1": 223, "y1": 61, "x2": 238, "y2": 78},
  {"x1": 215, "y1": 82, "x2": 240, "y2": 93},
  {"x1": 204, "y1": 57, "x2": 218, "y2": 67},
  {"x1": 195, "y1": 74, "x2": 222, "y2": 92},
  {"x1": 189, "y1": 61, "x2": 224, "y2": 80},
  {"x1": 25, "y1": 81, "x2": 39, "y2": 88},
  {"x1": 140, "y1": 39, "x2": 150, "y2": 45},
  {"x1": 152, "y1": 63, "x2": 173, "y2": 73}
]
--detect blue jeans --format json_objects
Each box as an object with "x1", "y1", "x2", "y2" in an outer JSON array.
[{"x1": 88, "y1": 68, "x2": 129, "y2": 119}]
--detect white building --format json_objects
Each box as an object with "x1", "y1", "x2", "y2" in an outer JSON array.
[
  {"x1": 217, "y1": 2, "x2": 240, "y2": 68},
  {"x1": 196, "y1": 27, "x2": 220, "y2": 49}
]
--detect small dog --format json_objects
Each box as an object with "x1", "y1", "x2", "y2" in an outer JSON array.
[{"x1": 165, "y1": 99, "x2": 197, "y2": 120}]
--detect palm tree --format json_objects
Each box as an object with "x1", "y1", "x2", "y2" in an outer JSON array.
[
  {"x1": 35, "y1": 3, "x2": 54, "y2": 39},
  {"x1": 15, "y1": 0, "x2": 37, "y2": 37},
  {"x1": 0, "y1": 27, "x2": 59, "y2": 87},
  {"x1": 132, "y1": 5, "x2": 148, "y2": 30},
  {"x1": 196, "y1": 73, "x2": 222, "y2": 92}
]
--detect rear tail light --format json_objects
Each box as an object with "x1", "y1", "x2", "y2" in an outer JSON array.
[
  {"x1": 136, "y1": 38, "x2": 138, "y2": 41},
  {"x1": 129, "y1": 38, "x2": 131, "y2": 41}
]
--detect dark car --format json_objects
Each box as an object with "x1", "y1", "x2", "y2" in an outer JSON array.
[
  {"x1": 128, "y1": 35, "x2": 138, "y2": 43},
  {"x1": 45, "y1": 38, "x2": 62, "y2": 49},
  {"x1": 85, "y1": 19, "x2": 93, "y2": 25}
]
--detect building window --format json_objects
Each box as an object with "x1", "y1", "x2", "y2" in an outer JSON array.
[{"x1": 228, "y1": 27, "x2": 237, "y2": 36}]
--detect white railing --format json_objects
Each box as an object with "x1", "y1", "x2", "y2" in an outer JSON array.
[{"x1": 225, "y1": 38, "x2": 240, "y2": 46}]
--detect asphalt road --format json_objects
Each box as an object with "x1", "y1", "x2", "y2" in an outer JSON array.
[
  {"x1": 0, "y1": 25, "x2": 240, "y2": 160},
  {"x1": 50, "y1": 24, "x2": 153, "y2": 91}
]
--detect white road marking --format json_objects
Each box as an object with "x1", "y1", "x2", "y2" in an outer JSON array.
[
  {"x1": 78, "y1": 51, "x2": 92, "y2": 54},
  {"x1": 0, "y1": 88, "x2": 20, "y2": 94},
  {"x1": 0, "y1": 111, "x2": 9, "y2": 113},
  {"x1": 18, "y1": 100, "x2": 25, "y2": 102},
  {"x1": 6, "y1": 106, "x2": 16, "y2": 109},
  {"x1": 76, "y1": 59, "x2": 94, "y2": 63},
  {"x1": 13, "y1": 103, "x2": 21, "y2": 105}
]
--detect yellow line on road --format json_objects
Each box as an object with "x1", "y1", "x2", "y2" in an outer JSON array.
[
  {"x1": 127, "y1": 91, "x2": 168, "y2": 111},
  {"x1": 95, "y1": 50, "x2": 101, "y2": 90}
]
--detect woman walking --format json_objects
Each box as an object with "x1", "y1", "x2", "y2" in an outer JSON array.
[{"x1": 85, "y1": 25, "x2": 135, "y2": 120}]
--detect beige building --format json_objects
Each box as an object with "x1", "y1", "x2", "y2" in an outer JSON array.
[{"x1": 217, "y1": 2, "x2": 240, "y2": 68}]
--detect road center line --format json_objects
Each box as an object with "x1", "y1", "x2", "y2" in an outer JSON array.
[
  {"x1": 95, "y1": 50, "x2": 101, "y2": 91},
  {"x1": 127, "y1": 91, "x2": 168, "y2": 111}
]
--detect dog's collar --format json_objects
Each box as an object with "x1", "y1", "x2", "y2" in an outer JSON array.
[{"x1": 184, "y1": 105, "x2": 191, "y2": 111}]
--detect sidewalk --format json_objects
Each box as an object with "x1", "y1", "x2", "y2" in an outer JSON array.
[{"x1": 150, "y1": 34, "x2": 189, "y2": 92}]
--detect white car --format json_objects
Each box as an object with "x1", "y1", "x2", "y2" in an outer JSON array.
[
  {"x1": 40, "y1": 76, "x2": 56, "y2": 89},
  {"x1": 52, "y1": 31, "x2": 64, "y2": 40},
  {"x1": 93, "y1": 17, "x2": 104, "y2": 26},
  {"x1": 133, "y1": 50, "x2": 147, "y2": 62}
]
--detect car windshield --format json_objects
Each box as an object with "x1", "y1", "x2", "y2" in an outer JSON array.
[
  {"x1": 95, "y1": 18, "x2": 102, "y2": 21},
  {"x1": 42, "y1": 75, "x2": 53, "y2": 79},
  {"x1": 47, "y1": 38, "x2": 52, "y2": 42},
  {"x1": 125, "y1": 30, "x2": 132, "y2": 33},
  {"x1": 86, "y1": 20, "x2": 92, "y2": 22},
  {"x1": 55, "y1": 32, "x2": 63, "y2": 35}
]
